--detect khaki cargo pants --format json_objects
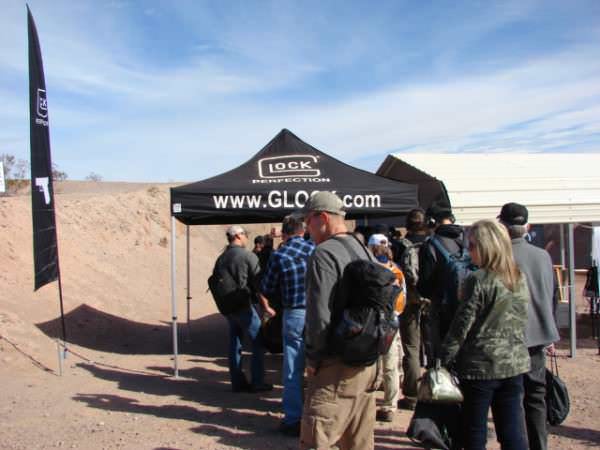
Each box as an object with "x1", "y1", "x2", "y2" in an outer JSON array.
[{"x1": 300, "y1": 359, "x2": 379, "y2": 450}]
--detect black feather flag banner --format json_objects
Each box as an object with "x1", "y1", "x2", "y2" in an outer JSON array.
[{"x1": 28, "y1": 6, "x2": 58, "y2": 291}]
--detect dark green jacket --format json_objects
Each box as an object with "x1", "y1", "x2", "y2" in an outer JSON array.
[{"x1": 441, "y1": 269, "x2": 530, "y2": 380}]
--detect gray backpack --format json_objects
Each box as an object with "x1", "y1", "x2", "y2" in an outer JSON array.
[{"x1": 398, "y1": 238, "x2": 422, "y2": 288}]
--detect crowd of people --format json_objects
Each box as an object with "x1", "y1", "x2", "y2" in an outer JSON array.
[{"x1": 209, "y1": 191, "x2": 559, "y2": 450}]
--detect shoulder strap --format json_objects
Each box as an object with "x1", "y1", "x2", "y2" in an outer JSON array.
[
  {"x1": 430, "y1": 235, "x2": 467, "y2": 261},
  {"x1": 429, "y1": 235, "x2": 452, "y2": 262},
  {"x1": 330, "y1": 233, "x2": 373, "y2": 262}
]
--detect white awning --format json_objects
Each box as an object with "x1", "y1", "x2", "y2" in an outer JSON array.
[{"x1": 379, "y1": 153, "x2": 600, "y2": 225}]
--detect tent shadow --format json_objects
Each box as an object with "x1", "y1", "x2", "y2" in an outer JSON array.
[
  {"x1": 76, "y1": 363, "x2": 280, "y2": 411},
  {"x1": 36, "y1": 304, "x2": 230, "y2": 356},
  {"x1": 73, "y1": 363, "x2": 287, "y2": 449}
]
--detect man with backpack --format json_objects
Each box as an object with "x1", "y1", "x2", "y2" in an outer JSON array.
[
  {"x1": 417, "y1": 202, "x2": 470, "y2": 360},
  {"x1": 300, "y1": 191, "x2": 381, "y2": 450},
  {"x1": 498, "y1": 202, "x2": 560, "y2": 450},
  {"x1": 210, "y1": 225, "x2": 272, "y2": 394},
  {"x1": 397, "y1": 208, "x2": 429, "y2": 411}
]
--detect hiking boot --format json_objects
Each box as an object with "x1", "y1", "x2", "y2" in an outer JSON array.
[
  {"x1": 279, "y1": 421, "x2": 301, "y2": 437},
  {"x1": 397, "y1": 397, "x2": 416, "y2": 411},
  {"x1": 249, "y1": 383, "x2": 273, "y2": 393},
  {"x1": 376, "y1": 409, "x2": 395, "y2": 422}
]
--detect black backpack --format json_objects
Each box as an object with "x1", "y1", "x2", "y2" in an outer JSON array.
[
  {"x1": 329, "y1": 235, "x2": 401, "y2": 367},
  {"x1": 429, "y1": 235, "x2": 477, "y2": 314},
  {"x1": 207, "y1": 253, "x2": 252, "y2": 315}
]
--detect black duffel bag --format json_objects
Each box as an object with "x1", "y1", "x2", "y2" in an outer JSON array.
[
  {"x1": 407, "y1": 401, "x2": 462, "y2": 450},
  {"x1": 546, "y1": 353, "x2": 570, "y2": 426}
]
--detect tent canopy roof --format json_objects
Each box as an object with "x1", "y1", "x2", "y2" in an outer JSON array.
[
  {"x1": 378, "y1": 153, "x2": 600, "y2": 225},
  {"x1": 171, "y1": 129, "x2": 418, "y2": 225}
]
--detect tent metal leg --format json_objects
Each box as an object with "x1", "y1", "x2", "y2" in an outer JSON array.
[
  {"x1": 559, "y1": 223, "x2": 566, "y2": 269},
  {"x1": 170, "y1": 216, "x2": 179, "y2": 377},
  {"x1": 567, "y1": 223, "x2": 576, "y2": 357},
  {"x1": 186, "y1": 225, "x2": 192, "y2": 343}
]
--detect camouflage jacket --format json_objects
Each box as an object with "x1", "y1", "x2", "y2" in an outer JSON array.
[{"x1": 441, "y1": 269, "x2": 530, "y2": 380}]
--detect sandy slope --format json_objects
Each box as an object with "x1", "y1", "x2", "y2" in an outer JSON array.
[{"x1": 0, "y1": 181, "x2": 599, "y2": 450}]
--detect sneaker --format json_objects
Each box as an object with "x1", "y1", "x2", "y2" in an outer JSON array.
[
  {"x1": 279, "y1": 421, "x2": 301, "y2": 437},
  {"x1": 376, "y1": 409, "x2": 395, "y2": 422},
  {"x1": 397, "y1": 398, "x2": 416, "y2": 411},
  {"x1": 249, "y1": 383, "x2": 273, "y2": 393}
]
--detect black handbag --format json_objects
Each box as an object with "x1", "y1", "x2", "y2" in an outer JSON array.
[{"x1": 546, "y1": 354, "x2": 570, "y2": 426}]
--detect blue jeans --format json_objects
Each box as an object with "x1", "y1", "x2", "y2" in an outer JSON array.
[
  {"x1": 226, "y1": 306, "x2": 265, "y2": 390},
  {"x1": 461, "y1": 375, "x2": 528, "y2": 450},
  {"x1": 282, "y1": 308, "x2": 306, "y2": 425}
]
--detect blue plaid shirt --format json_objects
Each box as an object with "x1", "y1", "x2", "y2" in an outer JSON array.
[{"x1": 260, "y1": 236, "x2": 316, "y2": 309}]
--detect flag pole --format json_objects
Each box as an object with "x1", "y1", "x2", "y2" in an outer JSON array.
[{"x1": 56, "y1": 255, "x2": 67, "y2": 344}]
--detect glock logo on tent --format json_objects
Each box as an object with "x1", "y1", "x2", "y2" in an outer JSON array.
[
  {"x1": 258, "y1": 155, "x2": 320, "y2": 179},
  {"x1": 37, "y1": 89, "x2": 48, "y2": 119}
]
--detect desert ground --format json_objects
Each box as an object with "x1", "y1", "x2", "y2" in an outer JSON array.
[{"x1": 1, "y1": 181, "x2": 599, "y2": 450}]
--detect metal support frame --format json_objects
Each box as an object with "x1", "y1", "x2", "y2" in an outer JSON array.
[
  {"x1": 186, "y1": 225, "x2": 192, "y2": 343},
  {"x1": 567, "y1": 223, "x2": 576, "y2": 358},
  {"x1": 559, "y1": 224, "x2": 566, "y2": 269},
  {"x1": 170, "y1": 216, "x2": 179, "y2": 378}
]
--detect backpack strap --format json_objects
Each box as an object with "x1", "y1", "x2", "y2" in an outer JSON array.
[{"x1": 430, "y1": 235, "x2": 466, "y2": 262}]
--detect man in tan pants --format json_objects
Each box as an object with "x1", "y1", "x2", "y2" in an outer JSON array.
[{"x1": 300, "y1": 191, "x2": 379, "y2": 450}]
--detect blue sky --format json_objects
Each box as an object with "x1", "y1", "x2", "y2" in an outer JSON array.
[{"x1": 2, "y1": 0, "x2": 600, "y2": 182}]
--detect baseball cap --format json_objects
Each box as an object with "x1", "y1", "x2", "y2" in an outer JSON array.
[
  {"x1": 498, "y1": 202, "x2": 528, "y2": 225},
  {"x1": 301, "y1": 191, "x2": 346, "y2": 217},
  {"x1": 226, "y1": 225, "x2": 247, "y2": 237},
  {"x1": 367, "y1": 233, "x2": 389, "y2": 247}
]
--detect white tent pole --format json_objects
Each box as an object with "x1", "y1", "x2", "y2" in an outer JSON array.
[
  {"x1": 170, "y1": 216, "x2": 179, "y2": 377},
  {"x1": 559, "y1": 224, "x2": 566, "y2": 269},
  {"x1": 186, "y1": 225, "x2": 192, "y2": 343},
  {"x1": 567, "y1": 223, "x2": 577, "y2": 357}
]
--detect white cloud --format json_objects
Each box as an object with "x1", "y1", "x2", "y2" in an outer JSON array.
[{"x1": 1, "y1": 1, "x2": 599, "y2": 182}]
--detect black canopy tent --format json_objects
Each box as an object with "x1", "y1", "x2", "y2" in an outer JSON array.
[
  {"x1": 168, "y1": 129, "x2": 419, "y2": 376},
  {"x1": 171, "y1": 129, "x2": 419, "y2": 224}
]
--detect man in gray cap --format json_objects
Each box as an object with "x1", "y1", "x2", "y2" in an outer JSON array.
[
  {"x1": 211, "y1": 225, "x2": 272, "y2": 393},
  {"x1": 300, "y1": 191, "x2": 379, "y2": 450},
  {"x1": 498, "y1": 202, "x2": 560, "y2": 450}
]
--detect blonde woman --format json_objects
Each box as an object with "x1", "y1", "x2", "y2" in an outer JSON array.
[{"x1": 441, "y1": 220, "x2": 530, "y2": 450}]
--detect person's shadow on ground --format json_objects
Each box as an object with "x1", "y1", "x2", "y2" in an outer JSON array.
[{"x1": 549, "y1": 423, "x2": 600, "y2": 447}]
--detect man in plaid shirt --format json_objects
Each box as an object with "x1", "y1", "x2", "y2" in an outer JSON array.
[{"x1": 260, "y1": 213, "x2": 315, "y2": 437}]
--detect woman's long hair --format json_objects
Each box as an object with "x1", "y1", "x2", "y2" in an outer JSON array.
[{"x1": 469, "y1": 219, "x2": 521, "y2": 291}]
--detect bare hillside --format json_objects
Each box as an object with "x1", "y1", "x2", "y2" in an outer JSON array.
[{"x1": 1, "y1": 181, "x2": 276, "y2": 366}]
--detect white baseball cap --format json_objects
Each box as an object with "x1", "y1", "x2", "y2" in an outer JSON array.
[
  {"x1": 367, "y1": 233, "x2": 389, "y2": 247},
  {"x1": 226, "y1": 225, "x2": 247, "y2": 237}
]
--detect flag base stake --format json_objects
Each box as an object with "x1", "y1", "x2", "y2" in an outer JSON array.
[{"x1": 56, "y1": 339, "x2": 65, "y2": 376}]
